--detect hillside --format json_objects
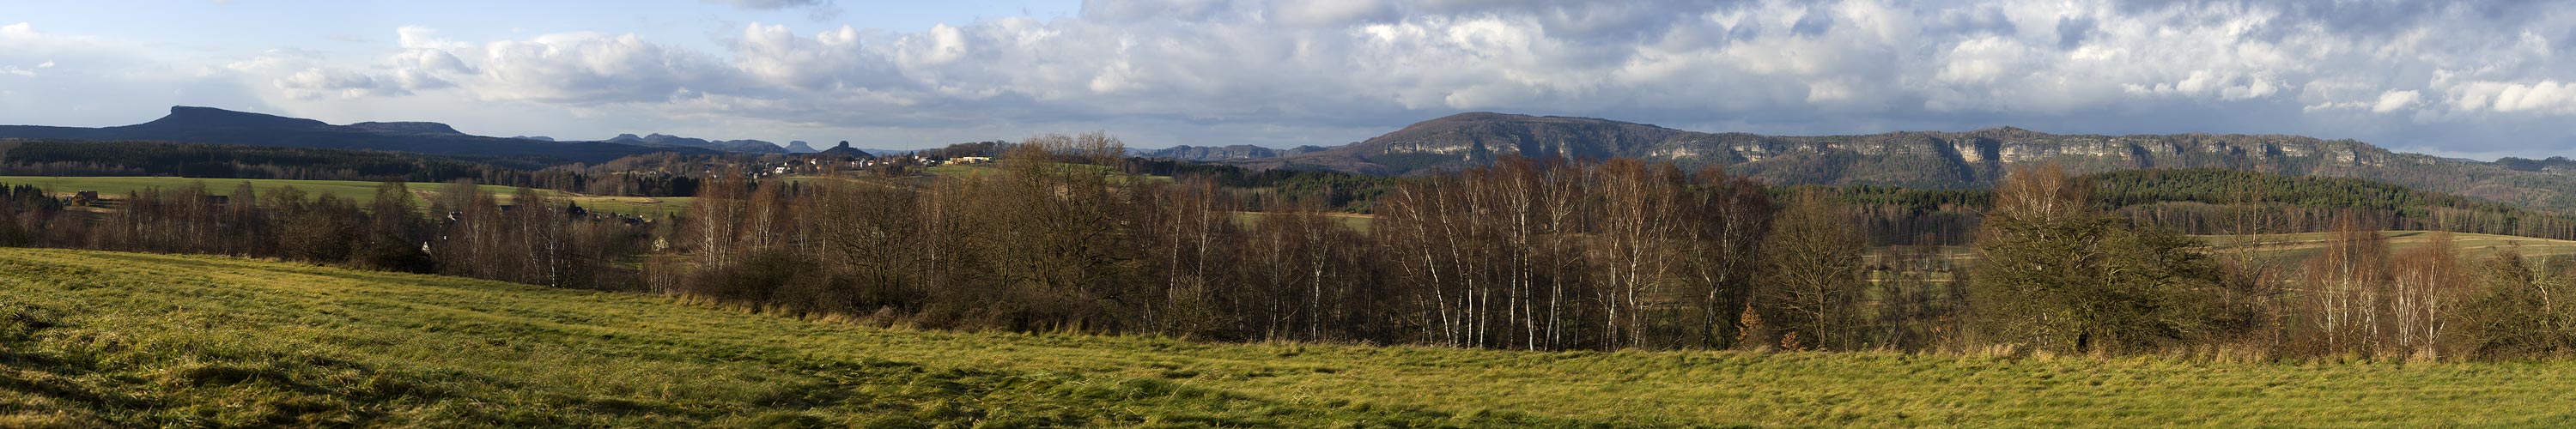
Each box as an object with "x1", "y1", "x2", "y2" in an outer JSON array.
[
  {"x1": 5, "y1": 248, "x2": 2576, "y2": 426},
  {"x1": 0, "y1": 106, "x2": 714, "y2": 164},
  {"x1": 604, "y1": 133, "x2": 790, "y2": 154},
  {"x1": 1140, "y1": 144, "x2": 1329, "y2": 161},
  {"x1": 1218, "y1": 112, "x2": 2576, "y2": 210},
  {"x1": 0, "y1": 176, "x2": 695, "y2": 216}
]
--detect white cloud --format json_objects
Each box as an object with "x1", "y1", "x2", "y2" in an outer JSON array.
[
  {"x1": 1273, "y1": 0, "x2": 1398, "y2": 27},
  {"x1": 276, "y1": 68, "x2": 404, "y2": 100},
  {"x1": 396, "y1": 26, "x2": 468, "y2": 50},
  {"x1": 2372, "y1": 90, "x2": 2421, "y2": 113},
  {"x1": 26, "y1": 1, "x2": 2576, "y2": 153},
  {"x1": 2447, "y1": 80, "x2": 2576, "y2": 115},
  {"x1": 0, "y1": 21, "x2": 275, "y2": 126}
]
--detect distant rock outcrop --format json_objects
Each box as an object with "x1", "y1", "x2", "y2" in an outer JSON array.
[
  {"x1": 785, "y1": 141, "x2": 819, "y2": 154},
  {"x1": 1142, "y1": 144, "x2": 1327, "y2": 161},
  {"x1": 817, "y1": 141, "x2": 872, "y2": 158},
  {"x1": 347, "y1": 121, "x2": 464, "y2": 135},
  {"x1": 1211, "y1": 112, "x2": 2576, "y2": 210}
]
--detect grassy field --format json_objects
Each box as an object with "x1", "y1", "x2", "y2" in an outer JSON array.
[
  {"x1": 1877, "y1": 231, "x2": 2576, "y2": 269},
  {"x1": 0, "y1": 176, "x2": 694, "y2": 217},
  {"x1": 2196, "y1": 231, "x2": 2576, "y2": 262},
  {"x1": 1226, "y1": 211, "x2": 1376, "y2": 233},
  {"x1": 920, "y1": 164, "x2": 998, "y2": 178},
  {"x1": 923, "y1": 163, "x2": 1172, "y2": 184},
  {"x1": 6, "y1": 249, "x2": 2576, "y2": 426}
]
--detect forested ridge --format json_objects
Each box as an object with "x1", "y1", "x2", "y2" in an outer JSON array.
[
  {"x1": 1235, "y1": 112, "x2": 2576, "y2": 212},
  {"x1": 7, "y1": 133, "x2": 2576, "y2": 360},
  {"x1": 1832, "y1": 168, "x2": 2576, "y2": 245},
  {"x1": 0, "y1": 106, "x2": 714, "y2": 163},
  {"x1": 0, "y1": 139, "x2": 709, "y2": 197}
]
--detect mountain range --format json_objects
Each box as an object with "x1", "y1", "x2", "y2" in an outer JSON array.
[
  {"x1": 1167, "y1": 112, "x2": 2576, "y2": 210},
  {"x1": 0, "y1": 106, "x2": 714, "y2": 164},
  {"x1": 14, "y1": 106, "x2": 2575, "y2": 211},
  {"x1": 603, "y1": 133, "x2": 799, "y2": 154},
  {"x1": 0, "y1": 106, "x2": 829, "y2": 163}
]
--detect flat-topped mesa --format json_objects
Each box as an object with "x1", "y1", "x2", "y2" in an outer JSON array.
[
  {"x1": 348, "y1": 121, "x2": 464, "y2": 135},
  {"x1": 1354, "y1": 112, "x2": 1687, "y2": 160},
  {"x1": 139, "y1": 106, "x2": 330, "y2": 130}
]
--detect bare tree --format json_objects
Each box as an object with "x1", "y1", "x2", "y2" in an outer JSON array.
[
  {"x1": 1756, "y1": 189, "x2": 1867, "y2": 351},
  {"x1": 2299, "y1": 211, "x2": 2391, "y2": 356}
]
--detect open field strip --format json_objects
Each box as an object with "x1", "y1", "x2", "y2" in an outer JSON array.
[{"x1": 0, "y1": 176, "x2": 694, "y2": 216}]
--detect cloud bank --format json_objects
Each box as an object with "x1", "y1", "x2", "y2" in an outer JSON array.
[{"x1": 27, "y1": 1, "x2": 2576, "y2": 154}]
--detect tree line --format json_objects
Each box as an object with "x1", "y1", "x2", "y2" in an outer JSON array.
[
  {"x1": 646, "y1": 134, "x2": 2576, "y2": 360},
  {"x1": 1825, "y1": 168, "x2": 2576, "y2": 245},
  {"x1": 0, "y1": 140, "x2": 706, "y2": 197},
  {"x1": 0, "y1": 178, "x2": 647, "y2": 290},
  {"x1": 15, "y1": 134, "x2": 2576, "y2": 360}
]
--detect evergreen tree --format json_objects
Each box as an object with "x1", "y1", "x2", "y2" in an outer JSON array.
[{"x1": 1970, "y1": 165, "x2": 2235, "y2": 354}]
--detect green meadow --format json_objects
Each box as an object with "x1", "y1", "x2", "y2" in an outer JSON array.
[{"x1": 4, "y1": 248, "x2": 2576, "y2": 427}]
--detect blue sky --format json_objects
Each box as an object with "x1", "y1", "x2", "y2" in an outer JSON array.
[
  {"x1": 6, "y1": 1, "x2": 1077, "y2": 52},
  {"x1": 4, "y1": 1, "x2": 2576, "y2": 157}
]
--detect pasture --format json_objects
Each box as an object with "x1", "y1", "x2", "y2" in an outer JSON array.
[{"x1": 3, "y1": 248, "x2": 2573, "y2": 426}]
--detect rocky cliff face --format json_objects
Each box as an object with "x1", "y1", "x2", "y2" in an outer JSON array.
[
  {"x1": 1202, "y1": 112, "x2": 2576, "y2": 208},
  {"x1": 1143, "y1": 144, "x2": 1326, "y2": 161}
]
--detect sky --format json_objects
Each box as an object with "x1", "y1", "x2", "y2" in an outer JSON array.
[{"x1": 3, "y1": 0, "x2": 2574, "y2": 157}]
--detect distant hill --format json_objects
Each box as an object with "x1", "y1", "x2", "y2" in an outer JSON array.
[
  {"x1": 816, "y1": 141, "x2": 872, "y2": 158},
  {"x1": 602, "y1": 133, "x2": 787, "y2": 154},
  {"x1": 785, "y1": 141, "x2": 819, "y2": 154},
  {"x1": 0, "y1": 106, "x2": 710, "y2": 164},
  {"x1": 346, "y1": 121, "x2": 463, "y2": 135},
  {"x1": 1211, "y1": 112, "x2": 2576, "y2": 210}
]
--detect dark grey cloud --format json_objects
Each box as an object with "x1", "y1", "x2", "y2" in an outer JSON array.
[
  {"x1": 1790, "y1": 9, "x2": 1836, "y2": 37},
  {"x1": 2053, "y1": 15, "x2": 2092, "y2": 48}
]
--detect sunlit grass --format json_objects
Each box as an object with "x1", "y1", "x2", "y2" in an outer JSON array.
[
  {"x1": 5, "y1": 248, "x2": 2576, "y2": 426},
  {"x1": 2195, "y1": 231, "x2": 2576, "y2": 261},
  {"x1": 1224, "y1": 211, "x2": 1375, "y2": 233}
]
